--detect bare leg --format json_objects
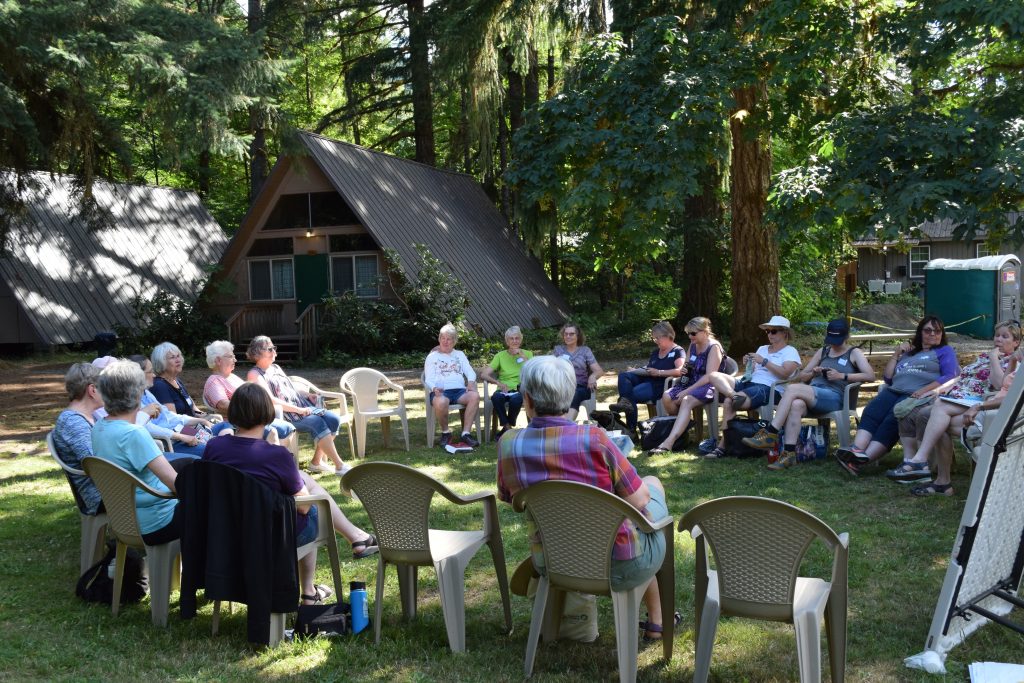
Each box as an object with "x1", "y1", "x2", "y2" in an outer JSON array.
[
  {"x1": 656, "y1": 395, "x2": 701, "y2": 449},
  {"x1": 931, "y1": 413, "x2": 964, "y2": 486},
  {"x1": 782, "y1": 398, "x2": 810, "y2": 445},
  {"x1": 906, "y1": 402, "x2": 968, "y2": 465},
  {"x1": 298, "y1": 552, "x2": 317, "y2": 603},
  {"x1": 770, "y1": 384, "x2": 816, "y2": 431},
  {"x1": 300, "y1": 473, "x2": 373, "y2": 545},
  {"x1": 315, "y1": 434, "x2": 345, "y2": 470},
  {"x1": 458, "y1": 390, "x2": 480, "y2": 433},
  {"x1": 566, "y1": 407, "x2": 579, "y2": 421},
  {"x1": 433, "y1": 394, "x2": 451, "y2": 433},
  {"x1": 661, "y1": 390, "x2": 679, "y2": 416}
]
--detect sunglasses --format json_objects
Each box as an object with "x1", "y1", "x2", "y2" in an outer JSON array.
[
  {"x1": 921, "y1": 328, "x2": 941, "y2": 334},
  {"x1": 687, "y1": 331, "x2": 701, "y2": 337},
  {"x1": 765, "y1": 329, "x2": 783, "y2": 334}
]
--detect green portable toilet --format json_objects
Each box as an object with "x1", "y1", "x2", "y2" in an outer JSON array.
[{"x1": 924, "y1": 255, "x2": 1021, "y2": 338}]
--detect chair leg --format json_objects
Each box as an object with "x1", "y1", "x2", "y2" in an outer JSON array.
[
  {"x1": 541, "y1": 589, "x2": 566, "y2": 643},
  {"x1": 825, "y1": 594, "x2": 847, "y2": 683},
  {"x1": 268, "y1": 612, "x2": 286, "y2": 647},
  {"x1": 396, "y1": 564, "x2": 418, "y2": 620},
  {"x1": 611, "y1": 585, "x2": 645, "y2": 683},
  {"x1": 80, "y1": 513, "x2": 108, "y2": 576},
  {"x1": 426, "y1": 407, "x2": 435, "y2": 448},
  {"x1": 400, "y1": 414, "x2": 410, "y2": 452},
  {"x1": 487, "y1": 536, "x2": 513, "y2": 635},
  {"x1": 374, "y1": 556, "x2": 386, "y2": 645},
  {"x1": 656, "y1": 526, "x2": 676, "y2": 661},
  {"x1": 111, "y1": 542, "x2": 127, "y2": 617},
  {"x1": 524, "y1": 577, "x2": 550, "y2": 677},
  {"x1": 356, "y1": 415, "x2": 368, "y2": 459},
  {"x1": 212, "y1": 600, "x2": 221, "y2": 635},
  {"x1": 693, "y1": 593, "x2": 720, "y2": 683},
  {"x1": 793, "y1": 608, "x2": 823, "y2": 683},
  {"x1": 145, "y1": 542, "x2": 180, "y2": 628},
  {"x1": 381, "y1": 416, "x2": 391, "y2": 448},
  {"x1": 434, "y1": 555, "x2": 469, "y2": 652}
]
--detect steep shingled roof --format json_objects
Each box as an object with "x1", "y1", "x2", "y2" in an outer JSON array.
[
  {"x1": 0, "y1": 172, "x2": 228, "y2": 345},
  {"x1": 297, "y1": 132, "x2": 571, "y2": 334}
]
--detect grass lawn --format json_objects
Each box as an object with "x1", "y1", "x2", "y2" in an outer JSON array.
[{"x1": 1, "y1": 363, "x2": 1020, "y2": 681}]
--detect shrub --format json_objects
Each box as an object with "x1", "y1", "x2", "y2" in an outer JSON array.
[{"x1": 113, "y1": 290, "x2": 224, "y2": 360}]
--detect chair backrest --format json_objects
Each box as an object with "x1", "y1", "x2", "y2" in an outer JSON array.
[
  {"x1": 679, "y1": 496, "x2": 845, "y2": 621},
  {"x1": 511, "y1": 480, "x2": 653, "y2": 596},
  {"x1": 81, "y1": 456, "x2": 149, "y2": 548},
  {"x1": 47, "y1": 430, "x2": 93, "y2": 514},
  {"x1": 721, "y1": 356, "x2": 739, "y2": 376},
  {"x1": 341, "y1": 367, "x2": 389, "y2": 412},
  {"x1": 342, "y1": 462, "x2": 448, "y2": 565}
]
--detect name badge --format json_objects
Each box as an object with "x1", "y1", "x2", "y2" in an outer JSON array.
[
  {"x1": 838, "y1": 358, "x2": 849, "y2": 366},
  {"x1": 690, "y1": 355, "x2": 697, "y2": 362},
  {"x1": 516, "y1": 356, "x2": 525, "y2": 364},
  {"x1": 186, "y1": 396, "x2": 194, "y2": 406}
]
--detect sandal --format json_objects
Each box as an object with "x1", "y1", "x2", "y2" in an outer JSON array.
[
  {"x1": 911, "y1": 482, "x2": 954, "y2": 497},
  {"x1": 300, "y1": 583, "x2": 334, "y2": 605},
  {"x1": 640, "y1": 611, "x2": 682, "y2": 642},
  {"x1": 645, "y1": 446, "x2": 671, "y2": 456},
  {"x1": 352, "y1": 533, "x2": 379, "y2": 559},
  {"x1": 703, "y1": 446, "x2": 726, "y2": 459}
]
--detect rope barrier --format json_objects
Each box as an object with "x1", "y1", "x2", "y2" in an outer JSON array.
[{"x1": 848, "y1": 314, "x2": 989, "y2": 334}]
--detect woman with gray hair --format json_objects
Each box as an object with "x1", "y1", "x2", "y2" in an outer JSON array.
[
  {"x1": 479, "y1": 326, "x2": 534, "y2": 438},
  {"x1": 91, "y1": 360, "x2": 181, "y2": 545},
  {"x1": 246, "y1": 335, "x2": 349, "y2": 475},
  {"x1": 203, "y1": 340, "x2": 294, "y2": 440},
  {"x1": 424, "y1": 323, "x2": 480, "y2": 448},
  {"x1": 496, "y1": 356, "x2": 676, "y2": 641},
  {"x1": 151, "y1": 341, "x2": 205, "y2": 417},
  {"x1": 52, "y1": 363, "x2": 105, "y2": 515}
]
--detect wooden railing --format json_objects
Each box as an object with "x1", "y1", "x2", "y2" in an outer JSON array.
[
  {"x1": 225, "y1": 303, "x2": 284, "y2": 345},
  {"x1": 295, "y1": 304, "x2": 321, "y2": 361}
]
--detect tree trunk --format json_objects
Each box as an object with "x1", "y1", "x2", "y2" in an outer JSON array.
[
  {"x1": 497, "y1": 107, "x2": 511, "y2": 223},
  {"x1": 407, "y1": 0, "x2": 435, "y2": 165},
  {"x1": 547, "y1": 49, "x2": 556, "y2": 96},
  {"x1": 248, "y1": 0, "x2": 268, "y2": 201},
  {"x1": 676, "y1": 165, "x2": 724, "y2": 329},
  {"x1": 728, "y1": 82, "x2": 777, "y2": 358},
  {"x1": 525, "y1": 45, "x2": 539, "y2": 110}
]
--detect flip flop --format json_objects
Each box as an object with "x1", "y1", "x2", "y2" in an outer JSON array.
[
  {"x1": 300, "y1": 583, "x2": 334, "y2": 605},
  {"x1": 645, "y1": 446, "x2": 671, "y2": 456}
]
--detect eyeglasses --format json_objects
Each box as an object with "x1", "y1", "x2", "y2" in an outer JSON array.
[
  {"x1": 220, "y1": 354, "x2": 236, "y2": 361},
  {"x1": 264, "y1": 346, "x2": 278, "y2": 352},
  {"x1": 563, "y1": 331, "x2": 577, "y2": 336},
  {"x1": 921, "y1": 327, "x2": 941, "y2": 335},
  {"x1": 765, "y1": 329, "x2": 783, "y2": 334}
]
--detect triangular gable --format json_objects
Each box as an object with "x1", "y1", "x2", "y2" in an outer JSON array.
[
  {"x1": 297, "y1": 131, "x2": 570, "y2": 335},
  {"x1": 0, "y1": 172, "x2": 228, "y2": 345}
]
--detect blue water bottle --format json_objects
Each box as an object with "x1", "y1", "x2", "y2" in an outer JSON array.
[{"x1": 350, "y1": 581, "x2": 369, "y2": 634}]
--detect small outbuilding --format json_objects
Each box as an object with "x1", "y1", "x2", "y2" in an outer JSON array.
[
  {"x1": 0, "y1": 171, "x2": 229, "y2": 349},
  {"x1": 924, "y1": 255, "x2": 1021, "y2": 338},
  {"x1": 207, "y1": 131, "x2": 570, "y2": 351}
]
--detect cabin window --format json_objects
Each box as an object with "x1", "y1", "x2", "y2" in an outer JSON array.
[
  {"x1": 263, "y1": 192, "x2": 359, "y2": 231},
  {"x1": 908, "y1": 246, "x2": 930, "y2": 278},
  {"x1": 976, "y1": 243, "x2": 992, "y2": 258},
  {"x1": 331, "y1": 254, "x2": 380, "y2": 297},
  {"x1": 249, "y1": 258, "x2": 295, "y2": 300}
]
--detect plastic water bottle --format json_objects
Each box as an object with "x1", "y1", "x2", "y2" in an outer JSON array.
[{"x1": 350, "y1": 581, "x2": 369, "y2": 634}]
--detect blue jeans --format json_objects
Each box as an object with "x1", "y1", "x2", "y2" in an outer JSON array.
[
  {"x1": 571, "y1": 385, "x2": 591, "y2": 411},
  {"x1": 292, "y1": 411, "x2": 341, "y2": 442},
  {"x1": 616, "y1": 373, "x2": 661, "y2": 429},
  {"x1": 859, "y1": 387, "x2": 906, "y2": 449},
  {"x1": 295, "y1": 504, "x2": 319, "y2": 546},
  {"x1": 491, "y1": 390, "x2": 523, "y2": 427}
]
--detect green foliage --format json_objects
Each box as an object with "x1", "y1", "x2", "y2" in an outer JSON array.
[
  {"x1": 113, "y1": 290, "x2": 225, "y2": 361},
  {"x1": 318, "y1": 244, "x2": 471, "y2": 356}
]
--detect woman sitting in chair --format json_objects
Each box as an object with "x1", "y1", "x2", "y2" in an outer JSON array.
[
  {"x1": 91, "y1": 360, "x2": 181, "y2": 545},
  {"x1": 552, "y1": 321, "x2": 604, "y2": 421},
  {"x1": 609, "y1": 320, "x2": 685, "y2": 435},
  {"x1": 424, "y1": 323, "x2": 481, "y2": 449},
  {"x1": 52, "y1": 362, "x2": 105, "y2": 515},
  {"x1": 699, "y1": 316, "x2": 802, "y2": 459},
  {"x1": 742, "y1": 319, "x2": 874, "y2": 470},
  {"x1": 497, "y1": 355, "x2": 676, "y2": 642},
  {"x1": 644, "y1": 317, "x2": 724, "y2": 455},
  {"x1": 479, "y1": 326, "x2": 534, "y2": 439},
  {"x1": 202, "y1": 339, "x2": 294, "y2": 440},
  {"x1": 202, "y1": 383, "x2": 378, "y2": 604},
  {"x1": 130, "y1": 355, "x2": 212, "y2": 459},
  {"x1": 150, "y1": 341, "x2": 206, "y2": 417},
  {"x1": 247, "y1": 335, "x2": 349, "y2": 476},
  {"x1": 887, "y1": 322, "x2": 1020, "y2": 493}
]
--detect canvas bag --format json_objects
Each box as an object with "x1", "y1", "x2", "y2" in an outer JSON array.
[
  {"x1": 796, "y1": 424, "x2": 829, "y2": 462},
  {"x1": 526, "y1": 576, "x2": 599, "y2": 642},
  {"x1": 722, "y1": 418, "x2": 768, "y2": 458}
]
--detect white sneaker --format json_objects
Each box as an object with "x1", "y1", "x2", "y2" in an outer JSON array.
[
  {"x1": 337, "y1": 464, "x2": 358, "y2": 500},
  {"x1": 336, "y1": 464, "x2": 352, "y2": 477},
  {"x1": 307, "y1": 463, "x2": 334, "y2": 474}
]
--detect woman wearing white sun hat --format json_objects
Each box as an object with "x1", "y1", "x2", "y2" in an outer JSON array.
[{"x1": 697, "y1": 315, "x2": 802, "y2": 459}]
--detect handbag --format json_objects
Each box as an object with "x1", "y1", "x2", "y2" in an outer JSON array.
[
  {"x1": 639, "y1": 416, "x2": 690, "y2": 451},
  {"x1": 795, "y1": 424, "x2": 829, "y2": 462},
  {"x1": 76, "y1": 540, "x2": 148, "y2": 605},
  {"x1": 294, "y1": 602, "x2": 351, "y2": 638},
  {"x1": 722, "y1": 418, "x2": 768, "y2": 458}
]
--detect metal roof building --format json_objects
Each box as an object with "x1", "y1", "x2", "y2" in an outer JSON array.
[
  {"x1": 0, "y1": 172, "x2": 229, "y2": 347},
  {"x1": 211, "y1": 131, "x2": 570, "y2": 342}
]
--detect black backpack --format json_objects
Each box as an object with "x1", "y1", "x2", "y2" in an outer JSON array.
[
  {"x1": 639, "y1": 416, "x2": 691, "y2": 452},
  {"x1": 76, "y1": 540, "x2": 148, "y2": 605}
]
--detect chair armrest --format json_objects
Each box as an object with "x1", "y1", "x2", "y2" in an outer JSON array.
[
  {"x1": 639, "y1": 513, "x2": 675, "y2": 534},
  {"x1": 435, "y1": 487, "x2": 496, "y2": 507},
  {"x1": 152, "y1": 435, "x2": 174, "y2": 453},
  {"x1": 837, "y1": 532, "x2": 850, "y2": 549}
]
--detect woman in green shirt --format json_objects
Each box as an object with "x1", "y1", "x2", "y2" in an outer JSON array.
[{"x1": 480, "y1": 326, "x2": 534, "y2": 438}]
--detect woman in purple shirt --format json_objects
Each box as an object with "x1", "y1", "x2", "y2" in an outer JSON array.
[
  {"x1": 202, "y1": 383, "x2": 378, "y2": 604},
  {"x1": 835, "y1": 316, "x2": 959, "y2": 474}
]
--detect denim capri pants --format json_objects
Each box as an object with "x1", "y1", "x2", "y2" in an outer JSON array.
[{"x1": 292, "y1": 411, "x2": 341, "y2": 442}]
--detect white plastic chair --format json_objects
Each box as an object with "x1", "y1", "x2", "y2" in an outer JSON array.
[
  {"x1": 421, "y1": 372, "x2": 482, "y2": 447},
  {"x1": 339, "y1": 368, "x2": 410, "y2": 458},
  {"x1": 341, "y1": 462, "x2": 512, "y2": 652},
  {"x1": 289, "y1": 375, "x2": 356, "y2": 461},
  {"x1": 680, "y1": 496, "x2": 848, "y2": 683},
  {"x1": 810, "y1": 382, "x2": 862, "y2": 449},
  {"x1": 511, "y1": 480, "x2": 675, "y2": 683},
  {"x1": 46, "y1": 431, "x2": 109, "y2": 575},
  {"x1": 481, "y1": 380, "x2": 529, "y2": 442},
  {"x1": 81, "y1": 456, "x2": 181, "y2": 627}
]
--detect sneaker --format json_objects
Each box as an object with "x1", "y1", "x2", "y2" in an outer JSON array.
[
  {"x1": 886, "y1": 461, "x2": 932, "y2": 484},
  {"x1": 461, "y1": 432, "x2": 479, "y2": 448},
  {"x1": 307, "y1": 462, "x2": 335, "y2": 474},
  {"x1": 609, "y1": 398, "x2": 635, "y2": 414},
  {"x1": 742, "y1": 427, "x2": 779, "y2": 450},
  {"x1": 495, "y1": 425, "x2": 509, "y2": 440},
  {"x1": 697, "y1": 438, "x2": 717, "y2": 455},
  {"x1": 703, "y1": 446, "x2": 727, "y2": 459},
  {"x1": 767, "y1": 452, "x2": 796, "y2": 471},
  {"x1": 336, "y1": 463, "x2": 352, "y2": 477},
  {"x1": 833, "y1": 450, "x2": 860, "y2": 476},
  {"x1": 439, "y1": 432, "x2": 452, "y2": 449}
]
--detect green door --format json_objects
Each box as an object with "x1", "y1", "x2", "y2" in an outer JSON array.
[{"x1": 294, "y1": 254, "x2": 330, "y2": 314}]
